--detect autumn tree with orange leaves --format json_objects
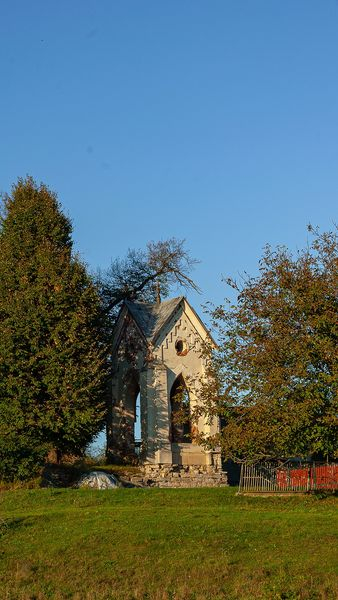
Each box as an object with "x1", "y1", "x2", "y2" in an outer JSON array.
[{"x1": 197, "y1": 227, "x2": 338, "y2": 462}]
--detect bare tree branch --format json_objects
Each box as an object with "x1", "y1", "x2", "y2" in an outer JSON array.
[{"x1": 97, "y1": 238, "x2": 200, "y2": 318}]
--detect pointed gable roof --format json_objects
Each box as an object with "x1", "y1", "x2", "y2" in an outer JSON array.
[
  {"x1": 124, "y1": 296, "x2": 183, "y2": 343},
  {"x1": 122, "y1": 296, "x2": 217, "y2": 348}
]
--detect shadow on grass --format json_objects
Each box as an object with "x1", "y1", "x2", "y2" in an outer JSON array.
[{"x1": 0, "y1": 517, "x2": 27, "y2": 537}]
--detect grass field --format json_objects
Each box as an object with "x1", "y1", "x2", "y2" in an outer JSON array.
[{"x1": 0, "y1": 487, "x2": 337, "y2": 600}]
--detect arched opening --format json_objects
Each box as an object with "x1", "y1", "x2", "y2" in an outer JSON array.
[
  {"x1": 134, "y1": 391, "x2": 142, "y2": 455},
  {"x1": 121, "y1": 375, "x2": 141, "y2": 458},
  {"x1": 170, "y1": 374, "x2": 191, "y2": 443}
]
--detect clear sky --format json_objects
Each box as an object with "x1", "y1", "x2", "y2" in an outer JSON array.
[{"x1": 1, "y1": 1, "x2": 338, "y2": 314}]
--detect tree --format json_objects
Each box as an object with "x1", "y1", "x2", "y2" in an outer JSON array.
[
  {"x1": 197, "y1": 227, "x2": 338, "y2": 462},
  {"x1": 0, "y1": 177, "x2": 107, "y2": 480},
  {"x1": 98, "y1": 237, "x2": 200, "y2": 322}
]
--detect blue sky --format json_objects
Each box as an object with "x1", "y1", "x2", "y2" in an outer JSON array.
[{"x1": 1, "y1": 0, "x2": 338, "y2": 315}]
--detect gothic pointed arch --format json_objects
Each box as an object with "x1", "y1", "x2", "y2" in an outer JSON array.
[
  {"x1": 170, "y1": 373, "x2": 191, "y2": 443},
  {"x1": 118, "y1": 370, "x2": 140, "y2": 457}
]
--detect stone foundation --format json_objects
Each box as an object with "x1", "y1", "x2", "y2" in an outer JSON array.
[{"x1": 139, "y1": 464, "x2": 228, "y2": 488}]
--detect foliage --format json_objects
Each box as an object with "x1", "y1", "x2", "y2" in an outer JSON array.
[
  {"x1": 0, "y1": 177, "x2": 108, "y2": 480},
  {"x1": 197, "y1": 227, "x2": 338, "y2": 462}
]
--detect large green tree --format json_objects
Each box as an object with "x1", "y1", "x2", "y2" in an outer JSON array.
[
  {"x1": 0, "y1": 177, "x2": 107, "y2": 480},
  {"x1": 197, "y1": 227, "x2": 338, "y2": 462}
]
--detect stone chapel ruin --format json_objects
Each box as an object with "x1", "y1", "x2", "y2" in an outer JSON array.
[{"x1": 107, "y1": 296, "x2": 227, "y2": 487}]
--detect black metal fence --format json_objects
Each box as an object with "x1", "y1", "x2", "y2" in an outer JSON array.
[{"x1": 238, "y1": 461, "x2": 338, "y2": 494}]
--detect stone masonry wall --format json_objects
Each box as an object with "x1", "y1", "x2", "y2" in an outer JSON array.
[{"x1": 139, "y1": 464, "x2": 228, "y2": 488}]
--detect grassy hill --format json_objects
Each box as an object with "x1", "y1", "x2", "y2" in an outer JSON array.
[{"x1": 0, "y1": 487, "x2": 337, "y2": 599}]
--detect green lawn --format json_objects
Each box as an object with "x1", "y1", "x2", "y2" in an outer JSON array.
[{"x1": 0, "y1": 487, "x2": 337, "y2": 599}]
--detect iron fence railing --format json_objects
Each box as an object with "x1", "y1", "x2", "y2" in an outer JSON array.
[{"x1": 238, "y1": 461, "x2": 338, "y2": 494}]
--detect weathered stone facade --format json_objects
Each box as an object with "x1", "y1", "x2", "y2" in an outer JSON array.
[{"x1": 107, "y1": 296, "x2": 227, "y2": 487}]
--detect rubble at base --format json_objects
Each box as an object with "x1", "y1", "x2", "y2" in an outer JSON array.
[
  {"x1": 128, "y1": 464, "x2": 228, "y2": 488},
  {"x1": 41, "y1": 463, "x2": 228, "y2": 489},
  {"x1": 76, "y1": 471, "x2": 120, "y2": 489}
]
